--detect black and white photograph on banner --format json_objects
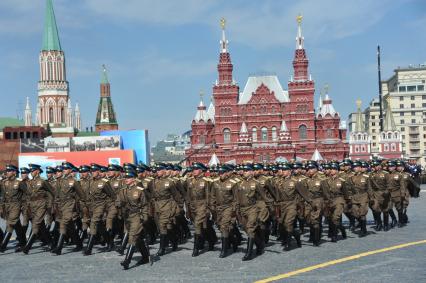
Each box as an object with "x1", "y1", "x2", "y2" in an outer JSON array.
[
  {"x1": 20, "y1": 138, "x2": 45, "y2": 153},
  {"x1": 44, "y1": 137, "x2": 71, "y2": 152},
  {"x1": 71, "y1": 136, "x2": 121, "y2": 151}
]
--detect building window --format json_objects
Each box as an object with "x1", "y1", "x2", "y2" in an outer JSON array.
[
  {"x1": 400, "y1": 112, "x2": 404, "y2": 116},
  {"x1": 223, "y1": 128, "x2": 231, "y2": 144},
  {"x1": 411, "y1": 103, "x2": 415, "y2": 108},
  {"x1": 399, "y1": 86, "x2": 406, "y2": 92},
  {"x1": 372, "y1": 136, "x2": 376, "y2": 140},
  {"x1": 355, "y1": 145, "x2": 359, "y2": 153},
  {"x1": 271, "y1": 126, "x2": 277, "y2": 141},
  {"x1": 298, "y1": 125, "x2": 307, "y2": 140},
  {"x1": 60, "y1": 107, "x2": 64, "y2": 123},
  {"x1": 252, "y1": 107, "x2": 256, "y2": 115},
  {"x1": 371, "y1": 122, "x2": 376, "y2": 126},
  {"x1": 400, "y1": 104, "x2": 404, "y2": 108},
  {"x1": 252, "y1": 128, "x2": 257, "y2": 142},
  {"x1": 418, "y1": 85, "x2": 425, "y2": 91},
  {"x1": 411, "y1": 111, "x2": 416, "y2": 116},
  {"x1": 372, "y1": 129, "x2": 376, "y2": 133},
  {"x1": 411, "y1": 96, "x2": 415, "y2": 100},
  {"x1": 402, "y1": 135, "x2": 405, "y2": 139},
  {"x1": 412, "y1": 119, "x2": 416, "y2": 123},
  {"x1": 326, "y1": 128, "x2": 333, "y2": 138},
  {"x1": 384, "y1": 144, "x2": 389, "y2": 151},
  {"x1": 400, "y1": 119, "x2": 405, "y2": 124},
  {"x1": 391, "y1": 143, "x2": 396, "y2": 151},
  {"x1": 399, "y1": 96, "x2": 404, "y2": 101},
  {"x1": 407, "y1": 85, "x2": 416, "y2": 92},
  {"x1": 49, "y1": 107, "x2": 54, "y2": 123},
  {"x1": 422, "y1": 103, "x2": 426, "y2": 107},
  {"x1": 271, "y1": 106, "x2": 276, "y2": 114},
  {"x1": 199, "y1": 135, "x2": 206, "y2": 145},
  {"x1": 261, "y1": 127, "x2": 268, "y2": 141},
  {"x1": 401, "y1": 127, "x2": 405, "y2": 132},
  {"x1": 373, "y1": 142, "x2": 376, "y2": 146},
  {"x1": 371, "y1": 115, "x2": 376, "y2": 119}
]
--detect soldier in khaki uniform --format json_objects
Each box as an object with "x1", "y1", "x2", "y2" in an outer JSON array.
[
  {"x1": 22, "y1": 164, "x2": 54, "y2": 254},
  {"x1": 369, "y1": 160, "x2": 391, "y2": 231},
  {"x1": 78, "y1": 165, "x2": 92, "y2": 241},
  {"x1": 19, "y1": 167, "x2": 31, "y2": 236},
  {"x1": 186, "y1": 163, "x2": 215, "y2": 257},
  {"x1": 339, "y1": 160, "x2": 356, "y2": 230},
  {"x1": 83, "y1": 164, "x2": 115, "y2": 255},
  {"x1": 116, "y1": 169, "x2": 150, "y2": 270},
  {"x1": 253, "y1": 164, "x2": 273, "y2": 245},
  {"x1": 0, "y1": 165, "x2": 27, "y2": 252},
  {"x1": 396, "y1": 161, "x2": 412, "y2": 226},
  {"x1": 272, "y1": 163, "x2": 311, "y2": 251},
  {"x1": 322, "y1": 162, "x2": 347, "y2": 242},
  {"x1": 210, "y1": 165, "x2": 239, "y2": 258},
  {"x1": 234, "y1": 164, "x2": 267, "y2": 261},
  {"x1": 305, "y1": 162, "x2": 326, "y2": 246},
  {"x1": 348, "y1": 161, "x2": 371, "y2": 237},
  {"x1": 106, "y1": 164, "x2": 122, "y2": 251},
  {"x1": 171, "y1": 165, "x2": 191, "y2": 243},
  {"x1": 387, "y1": 161, "x2": 407, "y2": 228},
  {"x1": 51, "y1": 162, "x2": 85, "y2": 255},
  {"x1": 151, "y1": 164, "x2": 181, "y2": 256}
]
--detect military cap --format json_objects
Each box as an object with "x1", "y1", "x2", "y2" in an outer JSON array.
[
  {"x1": 305, "y1": 162, "x2": 318, "y2": 170},
  {"x1": 395, "y1": 160, "x2": 405, "y2": 167},
  {"x1": 241, "y1": 163, "x2": 253, "y2": 171},
  {"x1": 173, "y1": 164, "x2": 182, "y2": 171},
  {"x1": 281, "y1": 163, "x2": 292, "y2": 171},
  {"x1": 46, "y1": 166, "x2": 57, "y2": 174},
  {"x1": 192, "y1": 162, "x2": 208, "y2": 171},
  {"x1": 123, "y1": 163, "x2": 137, "y2": 171},
  {"x1": 155, "y1": 163, "x2": 168, "y2": 171},
  {"x1": 322, "y1": 163, "x2": 331, "y2": 170},
  {"x1": 329, "y1": 162, "x2": 340, "y2": 170},
  {"x1": 5, "y1": 164, "x2": 19, "y2": 172},
  {"x1": 62, "y1": 162, "x2": 75, "y2": 170},
  {"x1": 28, "y1": 163, "x2": 43, "y2": 173},
  {"x1": 100, "y1": 166, "x2": 108, "y2": 173},
  {"x1": 55, "y1": 165, "x2": 64, "y2": 172},
  {"x1": 292, "y1": 162, "x2": 303, "y2": 170},
  {"x1": 123, "y1": 169, "x2": 137, "y2": 179},
  {"x1": 218, "y1": 165, "x2": 228, "y2": 174},
  {"x1": 352, "y1": 161, "x2": 362, "y2": 168},
  {"x1": 20, "y1": 167, "x2": 30, "y2": 174},
  {"x1": 185, "y1": 166, "x2": 193, "y2": 173},
  {"x1": 361, "y1": 161, "x2": 369, "y2": 168},
  {"x1": 253, "y1": 163, "x2": 263, "y2": 170},
  {"x1": 79, "y1": 165, "x2": 91, "y2": 173},
  {"x1": 90, "y1": 163, "x2": 102, "y2": 171},
  {"x1": 136, "y1": 165, "x2": 146, "y2": 173},
  {"x1": 108, "y1": 164, "x2": 120, "y2": 171}
]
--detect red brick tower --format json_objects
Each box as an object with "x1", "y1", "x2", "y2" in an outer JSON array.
[{"x1": 95, "y1": 65, "x2": 118, "y2": 132}]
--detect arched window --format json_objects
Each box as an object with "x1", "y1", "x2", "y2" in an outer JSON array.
[
  {"x1": 252, "y1": 106, "x2": 256, "y2": 115},
  {"x1": 298, "y1": 125, "x2": 307, "y2": 140},
  {"x1": 252, "y1": 128, "x2": 257, "y2": 142},
  {"x1": 271, "y1": 106, "x2": 276, "y2": 114},
  {"x1": 326, "y1": 128, "x2": 333, "y2": 138},
  {"x1": 223, "y1": 128, "x2": 231, "y2": 144},
  {"x1": 199, "y1": 135, "x2": 206, "y2": 145},
  {"x1": 391, "y1": 143, "x2": 396, "y2": 151},
  {"x1": 271, "y1": 126, "x2": 277, "y2": 141},
  {"x1": 49, "y1": 107, "x2": 54, "y2": 123},
  {"x1": 388, "y1": 133, "x2": 392, "y2": 139},
  {"x1": 355, "y1": 145, "x2": 359, "y2": 152},
  {"x1": 261, "y1": 127, "x2": 268, "y2": 141},
  {"x1": 384, "y1": 144, "x2": 389, "y2": 151},
  {"x1": 60, "y1": 107, "x2": 65, "y2": 123}
]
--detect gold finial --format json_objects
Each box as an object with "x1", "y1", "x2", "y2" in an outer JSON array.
[
  {"x1": 324, "y1": 83, "x2": 329, "y2": 94},
  {"x1": 102, "y1": 64, "x2": 107, "y2": 72},
  {"x1": 296, "y1": 14, "x2": 303, "y2": 24},
  {"x1": 356, "y1": 99, "x2": 362, "y2": 109},
  {"x1": 220, "y1": 18, "x2": 226, "y2": 30},
  {"x1": 199, "y1": 90, "x2": 204, "y2": 100}
]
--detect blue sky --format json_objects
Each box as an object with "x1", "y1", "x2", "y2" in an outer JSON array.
[{"x1": 0, "y1": 0, "x2": 425, "y2": 142}]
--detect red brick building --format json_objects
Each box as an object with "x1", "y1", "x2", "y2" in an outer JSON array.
[{"x1": 186, "y1": 17, "x2": 348, "y2": 164}]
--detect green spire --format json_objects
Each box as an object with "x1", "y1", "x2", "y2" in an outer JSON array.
[
  {"x1": 42, "y1": 0, "x2": 62, "y2": 51},
  {"x1": 101, "y1": 64, "x2": 109, "y2": 84}
]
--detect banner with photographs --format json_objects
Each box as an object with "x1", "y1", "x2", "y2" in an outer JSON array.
[
  {"x1": 20, "y1": 138, "x2": 45, "y2": 153},
  {"x1": 71, "y1": 136, "x2": 121, "y2": 151},
  {"x1": 44, "y1": 137, "x2": 71, "y2": 152}
]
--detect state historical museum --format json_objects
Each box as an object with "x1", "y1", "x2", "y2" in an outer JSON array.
[{"x1": 186, "y1": 17, "x2": 349, "y2": 164}]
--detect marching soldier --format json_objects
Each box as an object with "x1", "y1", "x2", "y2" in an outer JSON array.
[
  {"x1": 210, "y1": 165, "x2": 239, "y2": 258},
  {"x1": 78, "y1": 165, "x2": 92, "y2": 241},
  {"x1": 387, "y1": 161, "x2": 407, "y2": 227},
  {"x1": 106, "y1": 164, "x2": 122, "y2": 251},
  {"x1": 348, "y1": 161, "x2": 371, "y2": 237},
  {"x1": 116, "y1": 169, "x2": 150, "y2": 270},
  {"x1": 83, "y1": 164, "x2": 115, "y2": 255},
  {"x1": 151, "y1": 164, "x2": 181, "y2": 256},
  {"x1": 22, "y1": 164, "x2": 54, "y2": 254},
  {"x1": 369, "y1": 160, "x2": 391, "y2": 231},
  {"x1": 0, "y1": 165, "x2": 27, "y2": 252},
  {"x1": 51, "y1": 162, "x2": 85, "y2": 255},
  {"x1": 322, "y1": 162, "x2": 347, "y2": 242},
  {"x1": 19, "y1": 167, "x2": 31, "y2": 236}
]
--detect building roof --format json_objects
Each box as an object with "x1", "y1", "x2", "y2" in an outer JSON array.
[
  {"x1": 318, "y1": 94, "x2": 338, "y2": 117},
  {"x1": 42, "y1": 0, "x2": 62, "y2": 51},
  {"x1": 207, "y1": 99, "x2": 215, "y2": 123},
  {"x1": 194, "y1": 99, "x2": 208, "y2": 122},
  {"x1": 239, "y1": 75, "x2": 289, "y2": 104},
  {"x1": 0, "y1": 117, "x2": 24, "y2": 130}
]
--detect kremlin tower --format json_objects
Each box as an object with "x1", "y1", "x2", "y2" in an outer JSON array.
[{"x1": 95, "y1": 65, "x2": 118, "y2": 132}]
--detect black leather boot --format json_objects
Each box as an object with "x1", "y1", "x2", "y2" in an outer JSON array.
[
  {"x1": 106, "y1": 229, "x2": 115, "y2": 252},
  {"x1": 313, "y1": 227, "x2": 320, "y2": 246},
  {"x1": 83, "y1": 234, "x2": 95, "y2": 256},
  {"x1": 383, "y1": 213, "x2": 390, "y2": 231},
  {"x1": 51, "y1": 234, "x2": 64, "y2": 255},
  {"x1": 255, "y1": 229, "x2": 265, "y2": 255},
  {"x1": 23, "y1": 233, "x2": 37, "y2": 254},
  {"x1": 117, "y1": 232, "x2": 129, "y2": 255},
  {"x1": 0, "y1": 232, "x2": 12, "y2": 252},
  {"x1": 137, "y1": 238, "x2": 150, "y2": 265},
  {"x1": 70, "y1": 227, "x2": 83, "y2": 252},
  {"x1": 389, "y1": 210, "x2": 398, "y2": 228},
  {"x1": 168, "y1": 229, "x2": 178, "y2": 251},
  {"x1": 359, "y1": 220, "x2": 367, "y2": 237},
  {"x1": 156, "y1": 234, "x2": 167, "y2": 256},
  {"x1": 192, "y1": 234, "x2": 200, "y2": 257},
  {"x1": 0, "y1": 228, "x2": 4, "y2": 243},
  {"x1": 283, "y1": 232, "x2": 292, "y2": 251},
  {"x1": 14, "y1": 222, "x2": 27, "y2": 253},
  {"x1": 293, "y1": 230, "x2": 302, "y2": 248},
  {"x1": 219, "y1": 237, "x2": 229, "y2": 258},
  {"x1": 397, "y1": 211, "x2": 405, "y2": 227},
  {"x1": 120, "y1": 245, "x2": 135, "y2": 270},
  {"x1": 330, "y1": 223, "x2": 337, "y2": 243},
  {"x1": 242, "y1": 237, "x2": 255, "y2": 261},
  {"x1": 338, "y1": 224, "x2": 347, "y2": 239},
  {"x1": 281, "y1": 229, "x2": 288, "y2": 247},
  {"x1": 308, "y1": 226, "x2": 314, "y2": 242}
]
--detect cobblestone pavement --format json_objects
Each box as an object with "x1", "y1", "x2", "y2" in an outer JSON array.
[{"x1": 1, "y1": 190, "x2": 425, "y2": 283}]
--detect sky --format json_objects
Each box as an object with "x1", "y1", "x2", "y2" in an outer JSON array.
[{"x1": 0, "y1": 0, "x2": 425, "y2": 143}]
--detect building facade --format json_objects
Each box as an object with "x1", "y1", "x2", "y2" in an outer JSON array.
[{"x1": 186, "y1": 17, "x2": 348, "y2": 164}]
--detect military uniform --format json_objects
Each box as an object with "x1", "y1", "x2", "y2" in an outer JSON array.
[
  {"x1": 387, "y1": 170, "x2": 406, "y2": 226},
  {"x1": 348, "y1": 171, "x2": 371, "y2": 236},
  {"x1": 305, "y1": 172, "x2": 326, "y2": 246},
  {"x1": 369, "y1": 169, "x2": 391, "y2": 230},
  {"x1": 0, "y1": 174, "x2": 27, "y2": 252}
]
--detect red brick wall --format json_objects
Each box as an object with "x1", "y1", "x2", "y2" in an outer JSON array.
[{"x1": 0, "y1": 140, "x2": 20, "y2": 168}]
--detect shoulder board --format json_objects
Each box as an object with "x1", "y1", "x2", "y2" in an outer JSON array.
[
  {"x1": 229, "y1": 179, "x2": 237, "y2": 184},
  {"x1": 135, "y1": 186, "x2": 144, "y2": 191},
  {"x1": 363, "y1": 174, "x2": 370, "y2": 178},
  {"x1": 212, "y1": 177, "x2": 220, "y2": 182},
  {"x1": 339, "y1": 177, "x2": 346, "y2": 182},
  {"x1": 16, "y1": 178, "x2": 22, "y2": 181},
  {"x1": 202, "y1": 177, "x2": 211, "y2": 182}
]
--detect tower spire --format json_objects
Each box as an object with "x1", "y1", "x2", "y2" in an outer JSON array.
[
  {"x1": 24, "y1": 97, "x2": 32, "y2": 126},
  {"x1": 220, "y1": 17, "x2": 228, "y2": 53},
  {"x1": 42, "y1": 0, "x2": 62, "y2": 51},
  {"x1": 101, "y1": 64, "x2": 109, "y2": 84},
  {"x1": 354, "y1": 99, "x2": 365, "y2": 132},
  {"x1": 96, "y1": 65, "x2": 118, "y2": 132},
  {"x1": 383, "y1": 96, "x2": 396, "y2": 131},
  {"x1": 216, "y1": 18, "x2": 234, "y2": 86},
  {"x1": 296, "y1": 14, "x2": 304, "y2": 50}
]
